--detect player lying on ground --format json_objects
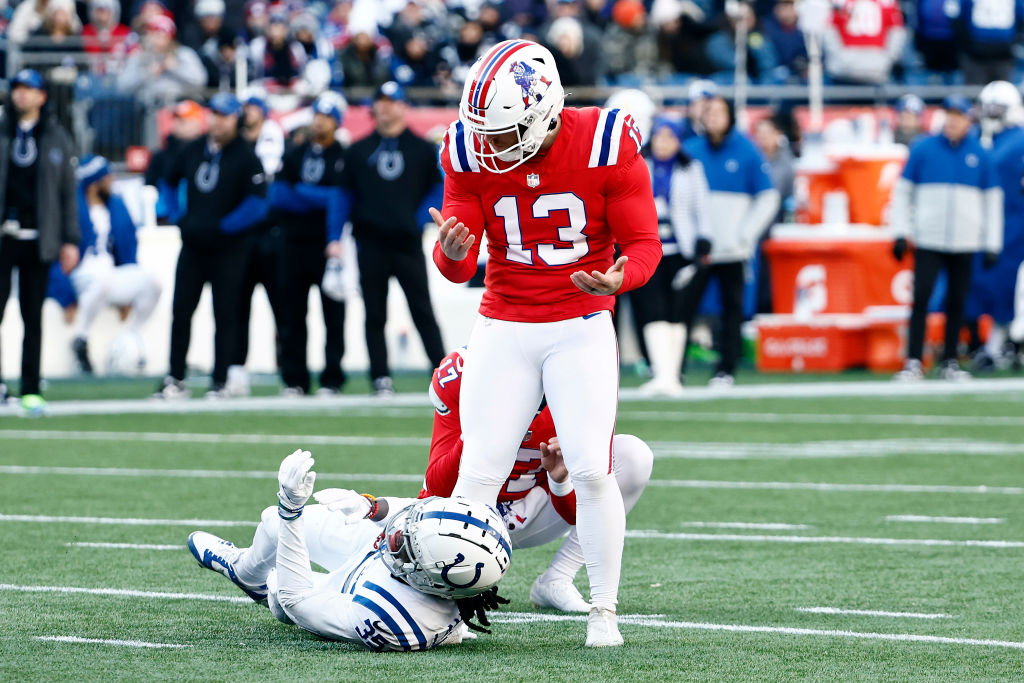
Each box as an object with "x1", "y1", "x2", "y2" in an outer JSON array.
[
  {"x1": 188, "y1": 450, "x2": 512, "y2": 652},
  {"x1": 423, "y1": 349, "x2": 654, "y2": 612}
]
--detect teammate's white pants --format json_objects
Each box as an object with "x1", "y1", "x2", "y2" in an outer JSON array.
[
  {"x1": 70, "y1": 257, "x2": 161, "y2": 339},
  {"x1": 455, "y1": 311, "x2": 626, "y2": 611}
]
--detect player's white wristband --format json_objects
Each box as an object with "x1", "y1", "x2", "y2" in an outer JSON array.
[{"x1": 548, "y1": 475, "x2": 573, "y2": 497}]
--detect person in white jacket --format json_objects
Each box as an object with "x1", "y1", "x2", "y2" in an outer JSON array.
[{"x1": 680, "y1": 97, "x2": 779, "y2": 387}]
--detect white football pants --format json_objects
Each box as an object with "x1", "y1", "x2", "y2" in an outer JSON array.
[
  {"x1": 454, "y1": 311, "x2": 626, "y2": 611},
  {"x1": 71, "y1": 258, "x2": 161, "y2": 339}
]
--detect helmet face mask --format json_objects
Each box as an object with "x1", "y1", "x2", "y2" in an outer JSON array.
[
  {"x1": 379, "y1": 497, "x2": 512, "y2": 599},
  {"x1": 459, "y1": 40, "x2": 565, "y2": 174},
  {"x1": 979, "y1": 80, "x2": 1024, "y2": 132}
]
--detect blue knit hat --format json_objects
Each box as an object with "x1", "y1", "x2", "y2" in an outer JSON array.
[
  {"x1": 11, "y1": 68, "x2": 45, "y2": 91},
  {"x1": 76, "y1": 155, "x2": 112, "y2": 188}
]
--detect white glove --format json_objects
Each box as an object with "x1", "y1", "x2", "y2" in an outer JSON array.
[
  {"x1": 312, "y1": 488, "x2": 372, "y2": 523},
  {"x1": 277, "y1": 449, "x2": 316, "y2": 518},
  {"x1": 671, "y1": 264, "x2": 697, "y2": 291},
  {"x1": 321, "y1": 257, "x2": 346, "y2": 302}
]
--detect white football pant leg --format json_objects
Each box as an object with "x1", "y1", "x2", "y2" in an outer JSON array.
[
  {"x1": 541, "y1": 311, "x2": 623, "y2": 612},
  {"x1": 106, "y1": 264, "x2": 162, "y2": 332},
  {"x1": 232, "y1": 505, "x2": 380, "y2": 586},
  {"x1": 73, "y1": 270, "x2": 113, "y2": 339},
  {"x1": 1011, "y1": 262, "x2": 1024, "y2": 343},
  {"x1": 534, "y1": 435, "x2": 655, "y2": 584},
  {"x1": 454, "y1": 315, "x2": 545, "y2": 504}
]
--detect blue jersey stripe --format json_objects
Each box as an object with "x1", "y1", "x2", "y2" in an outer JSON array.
[
  {"x1": 419, "y1": 510, "x2": 512, "y2": 558},
  {"x1": 364, "y1": 581, "x2": 428, "y2": 650},
  {"x1": 473, "y1": 41, "x2": 520, "y2": 109},
  {"x1": 597, "y1": 109, "x2": 619, "y2": 167},
  {"x1": 342, "y1": 550, "x2": 378, "y2": 594},
  {"x1": 454, "y1": 121, "x2": 471, "y2": 172},
  {"x1": 352, "y1": 594, "x2": 412, "y2": 651}
]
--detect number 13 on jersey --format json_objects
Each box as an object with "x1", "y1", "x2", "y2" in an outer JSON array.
[{"x1": 493, "y1": 192, "x2": 590, "y2": 267}]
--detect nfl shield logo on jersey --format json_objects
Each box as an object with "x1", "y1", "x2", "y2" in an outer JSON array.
[{"x1": 527, "y1": 173, "x2": 540, "y2": 188}]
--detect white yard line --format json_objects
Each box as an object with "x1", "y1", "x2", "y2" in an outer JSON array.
[
  {"x1": 0, "y1": 465, "x2": 422, "y2": 483},
  {"x1": 795, "y1": 607, "x2": 954, "y2": 619},
  {"x1": 0, "y1": 430, "x2": 429, "y2": 448},
  {"x1": 681, "y1": 522, "x2": 812, "y2": 530},
  {"x1": 491, "y1": 612, "x2": 1024, "y2": 650},
  {"x1": 0, "y1": 514, "x2": 256, "y2": 527},
  {"x1": 886, "y1": 515, "x2": 1007, "y2": 525},
  {"x1": 0, "y1": 584, "x2": 250, "y2": 603},
  {"x1": 34, "y1": 635, "x2": 190, "y2": 649},
  {"x1": 0, "y1": 467, "x2": 1019, "y2": 496},
  {"x1": 625, "y1": 530, "x2": 1024, "y2": 548},
  {"x1": 65, "y1": 542, "x2": 182, "y2": 550},
  {"x1": 646, "y1": 480, "x2": 1024, "y2": 495},
  {"x1": 650, "y1": 439, "x2": 1024, "y2": 459},
  {"x1": 0, "y1": 378, "x2": 1021, "y2": 418},
  {"x1": 620, "y1": 411, "x2": 1024, "y2": 427}
]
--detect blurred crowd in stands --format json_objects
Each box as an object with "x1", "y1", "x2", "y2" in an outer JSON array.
[{"x1": 2, "y1": 0, "x2": 1023, "y2": 103}]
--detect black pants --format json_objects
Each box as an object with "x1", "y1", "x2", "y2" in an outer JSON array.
[
  {"x1": 914, "y1": 35, "x2": 959, "y2": 73},
  {"x1": 356, "y1": 237, "x2": 445, "y2": 381},
  {"x1": 907, "y1": 248, "x2": 973, "y2": 363},
  {"x1": 279, "y1": 240, "x2": 346, "y2": 393},
  {"x1": 631, "y1": 253, "x2": 690, "y2": 327},
  {"x1": 168, "y1": 241, "x2": 247, "y2": 385},
  {"x1": 960, "y1": 53, "x2": 1014, "y2": 85},
  {"x1": 0, "y1": 238, "x2": 50, "y2": 395},
  {"x1": 235, "y1": 226, "x2": 284, "y2": 367},
  {"x1": 678, "y1": 261, "x2": 745, "y2": 376}
]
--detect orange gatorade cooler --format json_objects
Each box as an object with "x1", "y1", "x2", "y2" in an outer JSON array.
[
  {"x1": 835, "y1": 146, "x2": 908, "y2": 225},
  {"x1": 793, "y1": 157, "x2": 841, "y2": 224}
]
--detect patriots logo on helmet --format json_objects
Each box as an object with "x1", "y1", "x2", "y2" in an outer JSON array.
[{"x1": 510, "y1": 60, "x2": 551, "y2": 106}]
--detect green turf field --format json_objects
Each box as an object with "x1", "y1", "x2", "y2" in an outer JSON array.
[{"x1": 1, "y1": 385, "x2": 1023, "y2": 681}]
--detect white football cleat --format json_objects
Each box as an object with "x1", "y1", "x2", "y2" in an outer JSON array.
[
  {"x1": 530, "y1": 576, "x2": 591, "y2": 613},
  {"x1": 187, "y1": 531, "x2": 267, "y2": 604},
  {"x1": 893, "y1": 358, "x2": 925, "y2": 382},
  {"x1": 585, "y1": 606, "x2": 623, "y2": 647}
]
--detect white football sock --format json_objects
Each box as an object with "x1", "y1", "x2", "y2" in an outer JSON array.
[{"x1": 572, "y1": 473, "x2": 625, "y2": 612}]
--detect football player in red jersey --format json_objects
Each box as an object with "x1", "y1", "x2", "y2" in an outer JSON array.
[
  {"x1": 428, "y1": 39, "x2": 661, "y2": 646},
  {"x1": 420, "y1": 349, "x2": 654, "y2": 614}
]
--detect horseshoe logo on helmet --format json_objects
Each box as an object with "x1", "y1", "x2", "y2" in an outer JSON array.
[{"x1": 440, "y1": 553, "x2": 485, "y2": 589}]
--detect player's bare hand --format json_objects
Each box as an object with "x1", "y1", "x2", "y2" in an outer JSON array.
[
  {"x1": 540, "y1": 437, "x2": 569, "y2": 484},
  {"x1": 430, "y1": 207, "x2": 475, "y2": 261},
  {"x1": 570, "y1": 255, "x2": 627, "y2": 296}
]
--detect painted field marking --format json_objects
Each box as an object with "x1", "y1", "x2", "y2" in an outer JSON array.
[
  {"x1": 620, "y1": 411, "x2": 1024, "y2": 427},
  {"x1": 650, "y1": 439, "x2": 1024, "y2": 459},
  {"x1": 0, "y1": 514, "x2": 255, "y2": 527},
  {"x1": 886, "y1": 515, "x2": 1006, "y2": 525},
  {"x1": 491, "y1": 612, "x2": 1024, "y2": 650},
  {"x1": 0, "y1": 430, "x2": 430, "y2": 448},
  {"x1": 795, "y1": 607, "x2": 955, "y2": 619},
  {"x1": 0, "y1": 465, "x2": 422, "y2": 483},
  {"x1": 646, "y1": 480, "x2": 1024, "y2": 495},
  {"x1": 66, "y1": 542, "x2": 182, "y2": 550},
  {"x1": 625, "y1": 530, "x2": 1024, "y2": 549},
  {"x1": 681, "y1": 522, "x2": 811, "y2": 530},
  {"x1": 35, "y1": 635, "x2": 190, "y2": 649},
  {"x1": 0, "y1": 584, "x2": 250, "y2": 603},
  {"x1": 0, "y1": 377, "x2": 1018, "y2": 418}
]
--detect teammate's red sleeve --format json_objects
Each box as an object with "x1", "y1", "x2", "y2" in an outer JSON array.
[
  {"x1": 549, "y1": 490, "x2": 576, "y2": 525},
  {"x1": 423, "y1": 427, "x2": 463, "y2": 498},
  {"x1": 606, "y1": 154, "x2": 662, "y2": 294},
  {"x1": 434, "y1": 163, "x2": 486, "y2": 283}
]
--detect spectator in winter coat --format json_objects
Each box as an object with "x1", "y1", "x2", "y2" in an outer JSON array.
[{"x1": 823, "y1": 0, "x2": 906, "y2": 84}]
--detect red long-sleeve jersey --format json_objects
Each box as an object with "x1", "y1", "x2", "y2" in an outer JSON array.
[
  {"x1": 434, "y1": 106, "x2": 662, "y2": 322},
  {"x1": 419, "y1": 349, "x2": 576, "y2": 525}
]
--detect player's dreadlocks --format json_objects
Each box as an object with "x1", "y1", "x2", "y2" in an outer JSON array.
[{"x1": 455, "y1": 587, "x2": 510, "y2": 634}]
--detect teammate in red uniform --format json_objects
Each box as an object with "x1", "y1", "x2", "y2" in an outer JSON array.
[
  {"x1": 420, "y1": 349, "x2": 654, "y2": 613},
  {"x1": 428, "y1": 39, "x2": 661, "y2": 646}
]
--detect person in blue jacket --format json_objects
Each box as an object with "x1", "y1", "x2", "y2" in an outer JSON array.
[
  {"x1": 680, "y1": 96, "x2": 779, "y2": 387},
  {"x1": 891, "y1": 95, "x2": 1003, "y2": 381}
]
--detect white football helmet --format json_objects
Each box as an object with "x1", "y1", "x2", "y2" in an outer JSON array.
[
  {"x1": 459, "y1": 39, "x2": 565, "y2": 173},
  {"x1": 605, "y1": 88, "x2": 657, "y2": 145},
  {"x1": 380, "y1": 497, "x2": 511, "y2": 599},
  {"x1": 979, "y1": 80, "x2": 1024, "y2": 132}
]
